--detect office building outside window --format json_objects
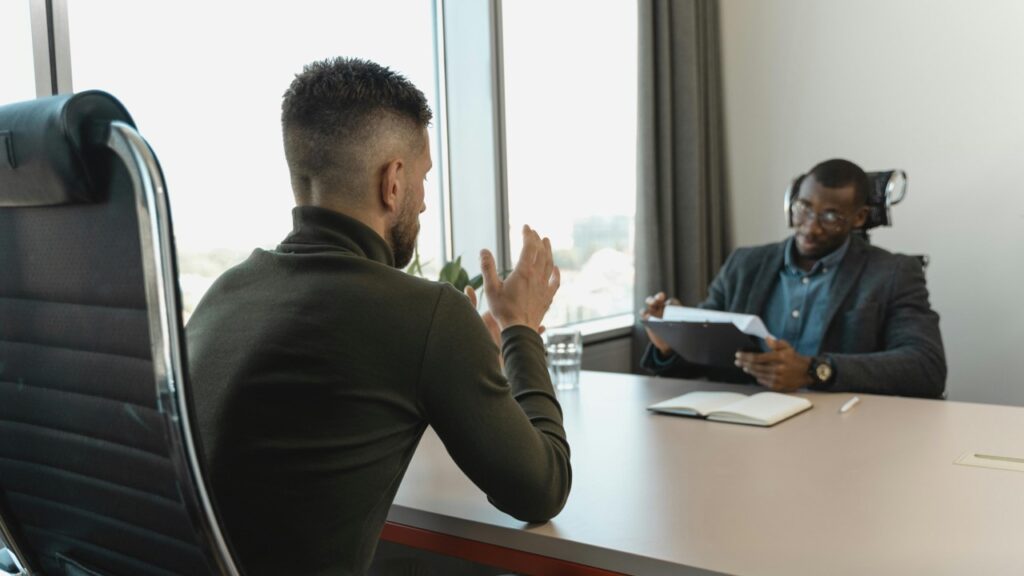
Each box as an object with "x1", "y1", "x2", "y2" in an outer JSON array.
[
  {"x1": 501, "y1": 0, "x2": 638, "y2": 326},
  {"x1": 67, "y1": 0, "x2": 444, "y2": 319}
]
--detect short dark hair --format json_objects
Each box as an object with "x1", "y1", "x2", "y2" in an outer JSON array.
[
  {"x1": 281, "y1": 57, "x2": 432, "y2": 202},
  {"x1": 799, "y1": 158, "x2": 870, "y2": 207}
]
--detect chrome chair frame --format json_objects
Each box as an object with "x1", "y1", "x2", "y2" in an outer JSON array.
[
  {"x1": 107, "y1": 121, "x2": 241, "y2": 576},
  {"x1": 0, "y1": 118, "x2": 240, "y2": 576},
  {"x1": 0, "y1": 540, "x2": 28, "y2": 576}
]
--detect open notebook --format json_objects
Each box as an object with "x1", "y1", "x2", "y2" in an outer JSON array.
[{"x1": 648, "y1": 391, "x2": 812, "y2": 427}]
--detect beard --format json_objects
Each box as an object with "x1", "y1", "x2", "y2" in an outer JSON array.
[{"x1": 388, "y1": 193, "x2": 420, "y2": 269}]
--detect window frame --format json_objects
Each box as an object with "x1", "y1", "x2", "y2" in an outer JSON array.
[{"x1": 30, "y1": 0, "x2": 72, "y2": 96}]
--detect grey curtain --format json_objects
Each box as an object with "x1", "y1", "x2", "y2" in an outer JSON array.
[{"x1": 633, "y1": 0, "x2": 730, "y2": 369}]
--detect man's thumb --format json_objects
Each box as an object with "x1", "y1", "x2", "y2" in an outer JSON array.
[
  {"x1": 463, "y1": 285, "x2": 478, "y2": 308},
  {"x1": 480, "y1": 249, "x2": 500, "y2": 294}
]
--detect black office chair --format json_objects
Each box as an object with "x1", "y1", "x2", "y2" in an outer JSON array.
[
  {"x1": 784, "y1": 169, "x2": 927, "y2": 269},
  {"x1": 0, "y1": 92, "x2": 239, "y2": 575},
  {"x1": 860, "y1": 170, "x2": 908, "y2": 235}
]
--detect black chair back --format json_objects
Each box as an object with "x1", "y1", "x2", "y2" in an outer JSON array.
[
  {"x1": 0, "y1": 92, "x2": 238, "y2": 576},
  {"x1": 862, "y1": 170, "x2": 908, "y2": 231}
]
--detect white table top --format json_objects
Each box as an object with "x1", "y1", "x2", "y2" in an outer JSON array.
[{"x1": 388, "y1": 371, "x2": 1024, "y2": 575}]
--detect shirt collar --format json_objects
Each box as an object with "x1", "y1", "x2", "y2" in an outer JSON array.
[
  {"x1": 783, "y1": 235, "x2": 851, "y2": 276},
  {"x1": 278, "y1": 205, "x2": 396, "y2": 267}
]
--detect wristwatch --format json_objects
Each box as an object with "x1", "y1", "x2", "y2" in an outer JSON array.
[{"x1": 808, "y1": 355, "x2": 835, "y2": 387}]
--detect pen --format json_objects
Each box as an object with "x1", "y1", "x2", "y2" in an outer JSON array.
[{"x1": 839, "y1": 396, "x2": 860, "y2": 414}]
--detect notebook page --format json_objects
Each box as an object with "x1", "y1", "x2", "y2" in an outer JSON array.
[
  {"x1": 706, "y1": 392, "x2": 812, "y2": 426},
  {"x1": 648, "y1": 391, "x2": 748, "y2": 417}
]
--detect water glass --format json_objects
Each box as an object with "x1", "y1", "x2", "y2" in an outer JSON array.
[{"x1": 544, "y1": 328, "x2": 583, "y2": 390}]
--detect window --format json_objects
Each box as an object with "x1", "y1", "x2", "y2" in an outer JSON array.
[
  {"x1": 0, "y1": 0, "x2": 36, "y2": 103},
  {"x1": 67, "y1": 1, "x2": 444, "y2": 318},
  {"x1": 501, "y1": 0, "x2": 638, "y2": 326}
]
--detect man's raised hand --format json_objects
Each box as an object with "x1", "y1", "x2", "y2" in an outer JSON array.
[{"x1": 480, "y1": 225, "x2": 560, "y2": 333}]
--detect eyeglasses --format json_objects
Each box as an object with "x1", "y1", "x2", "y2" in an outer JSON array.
[{"x1": 791, "y1": 202, "x2": 849, "y2": 231}]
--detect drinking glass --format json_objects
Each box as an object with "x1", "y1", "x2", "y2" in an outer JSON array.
[{"x1": 544, "y1": 328, "x2": 583, "y2": 390}]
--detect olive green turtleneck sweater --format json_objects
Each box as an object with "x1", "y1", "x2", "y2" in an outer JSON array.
[{"x1": 186, "y1": 206, "x2": 571, "y2": 576}]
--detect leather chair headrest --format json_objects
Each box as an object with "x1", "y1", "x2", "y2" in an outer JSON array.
[{"x1": 0, "y1": 90, "x2": 135, "y2": 207}]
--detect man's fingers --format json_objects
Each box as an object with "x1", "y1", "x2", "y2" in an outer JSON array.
[
  {"x1": 739, "y1": 362, "x2": 801, "y2": 391},
  {"x1": 740, "y1": 362, "x2": 778, "y2": 381},
  {"x1": 548, "y1": 266, "x2": 561, "y2": 295},
  {"x1": 735, "y1": 351, "x2": 781, "y2": 365},
  {"x1": 464, "y1": 285, "x2": 478, "y2": 308},
  {"x1": 480, "y1": 249, "x2": 501, "y2": 298},
  {"x1": 530, "y1": 227, "x2": 544, "y2": 265},
  {"x1": 645, "y1": 293, "x2": 671, "y2": 318},
  {"x1": 645, "y1": 292, "x2": 667, "y2": 306},
  {"x1": 540, "y1": 237, "x2": 554, "y2": 280},
  {"x1": 765, "y1": 336, "x2": 791, "y2": 351},
  {"x1": 736, "y1": 357, "x2": 781, "y2": 379},
  {"x1": 518, "y1": 225, "x2": 540, "y2": 269}
]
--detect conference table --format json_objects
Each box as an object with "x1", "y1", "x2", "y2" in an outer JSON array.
[{"x1": 381, "y1": 371, "x2": 1024, "y2": 575}]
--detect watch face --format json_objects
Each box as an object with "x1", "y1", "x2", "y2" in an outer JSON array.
[{"x1": 816, "y1": 362, "x2": 832, "y2": 382}]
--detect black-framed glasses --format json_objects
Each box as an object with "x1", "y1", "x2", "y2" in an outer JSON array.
[{"x1": 791, "y1": 202, "x2": 849, "y2": 230}]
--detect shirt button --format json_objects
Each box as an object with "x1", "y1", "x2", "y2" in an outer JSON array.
[
  {"x1": 801, "y1": 277, "x2": 809, "y2": 285},
  {"x1": 822, "y1": 267, "x2": 829, "y2": 273},
  {"x1": 792, "y1": 309, "x2": 801, "y2": 319}
]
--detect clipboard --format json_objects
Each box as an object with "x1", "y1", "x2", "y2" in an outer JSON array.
[{"x1": 642, "y1": 319, "x2": 764, "y2": 367}]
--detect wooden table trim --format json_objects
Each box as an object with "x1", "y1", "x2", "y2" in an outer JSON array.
[{"x1": 381, "y1": 521, "x2": 627, "y2": 576}]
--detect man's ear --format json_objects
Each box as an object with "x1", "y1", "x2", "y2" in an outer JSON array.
[
  {"x1": 852, "y1": 205, "x2": 870, "y2": 229},
  {"x1": 379, "y1": 158, "x2": 404, "y2": 213}
]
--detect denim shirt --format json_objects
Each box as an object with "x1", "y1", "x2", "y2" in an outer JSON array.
[{"x1": 762, "y1": 236, "x2": 850, "y2": 356}]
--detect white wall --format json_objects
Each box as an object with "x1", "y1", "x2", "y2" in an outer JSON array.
[{"x1": 719, "y1": 0, "x2": 1024, "y2": 405}]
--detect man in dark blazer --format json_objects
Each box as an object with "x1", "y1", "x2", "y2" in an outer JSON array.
[{"x1": 641, "y1": 159, "x2": 946, "y2": 399}]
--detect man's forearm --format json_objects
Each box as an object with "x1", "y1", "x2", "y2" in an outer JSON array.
[
  {"x1": 420, "y1": 289, "x2": 572, "y2": 524},
  {"x1": 827, "y1": 348, "x2": 946, "y2": 398},
  {"x1": 501, "y1": 326, "x2": 568, "y2": 447}
]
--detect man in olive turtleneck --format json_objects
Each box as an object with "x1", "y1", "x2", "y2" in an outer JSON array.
[{"x1": 186, "y1": 57, "x2": 571, "y2": 576}]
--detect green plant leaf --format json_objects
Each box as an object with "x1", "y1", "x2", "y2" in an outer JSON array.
[
  {"x1": 438, "y1": 258, "x2": 461, "y2": 285},
  {"x1": 436, "y1": 256, "x2": 508, "y2": 291},
  {"x1": 454, "y1": 268, "x2": 470, "y2": 291}
]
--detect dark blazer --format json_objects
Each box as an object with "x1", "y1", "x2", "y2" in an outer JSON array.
[{"x1": 642, "y1": 234, "x2": 947, "y2": 398}]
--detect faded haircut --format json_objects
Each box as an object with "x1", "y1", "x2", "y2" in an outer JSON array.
[{"x1": 281, "y1": 57, "x2": 432, "y2": 204}]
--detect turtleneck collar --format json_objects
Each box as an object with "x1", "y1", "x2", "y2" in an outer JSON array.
[{"x1": 278, "y1": 206, "x2": 396, "y2": 268}]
